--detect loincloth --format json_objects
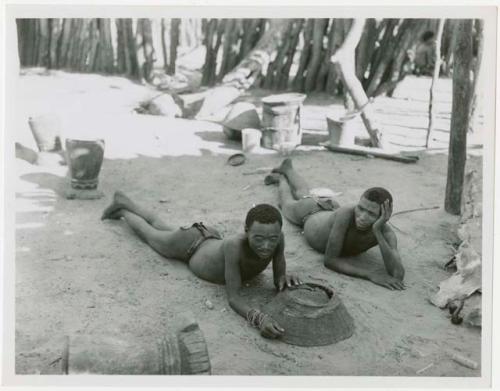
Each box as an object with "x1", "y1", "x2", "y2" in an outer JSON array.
[
  {"x1": 301, "y1": 196, "x2": 340, "y2": 226},
  {"x1": 180, "y1": 222, "x2": 223, "y2": 260}
]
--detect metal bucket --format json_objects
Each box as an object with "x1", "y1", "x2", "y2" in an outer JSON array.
[
  {"x1": 261, "y1": 93, "x2": 306, "y2": 150},
  {"x1": 65, "y1": 139, "x2": 105, "y2": 190}
]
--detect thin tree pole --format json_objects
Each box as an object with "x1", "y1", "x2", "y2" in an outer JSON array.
[
  {"x1": 330, "y1": 18, "x2": 383, "y2": 148},
  {"x1": 426, "y1": 18, "x2": 445, "y2": 148},
  {"x1": 161, "y1": 19, "x2": 169, "y2": 73},
  {"x1": 169, "y1": 18, "x2": 180, "y2": 75},
  {"x1": 468, "y1": 19, "x2": 484, "y2": 132},
  {"x1": 445, "y1": 20, "x2": 474, "y2": 215}
]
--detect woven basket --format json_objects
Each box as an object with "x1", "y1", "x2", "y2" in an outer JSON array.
[{"x1": 263, "y1": 283, "x2": 354, "y2": 347}]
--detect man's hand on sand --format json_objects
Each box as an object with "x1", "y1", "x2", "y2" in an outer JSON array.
[
  {"x1": 369, "y1": 271, "x2": 406, "y2": 291},
  {"x1": 277, "y1": 274, "x2": 302, "y2": 291},
  {"x1": 260, "y1": 315, "x2": 285, "y2": 339},
  {"x1": 373, "y1": 199, "x2": 392, "y2": 232}
]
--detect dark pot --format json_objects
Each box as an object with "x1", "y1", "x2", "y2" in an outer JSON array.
[{"x1": 65, "y1": 139, "x2": 105, "y2": 190}]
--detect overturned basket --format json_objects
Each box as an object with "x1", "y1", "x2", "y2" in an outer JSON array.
[{"x1": 263, "y1": 283, "x2": 354, "y2": 347}]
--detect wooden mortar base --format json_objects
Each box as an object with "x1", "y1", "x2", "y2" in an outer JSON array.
[{"x1": 65, "y1": 186, "x2": 104, "y2": 200}]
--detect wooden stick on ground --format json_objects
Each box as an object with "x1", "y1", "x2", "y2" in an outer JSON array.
[
  {"x1": 322, "y1": 143, "x2": 419, "y2": 164},
  {"x1": 392, "y1": 206, "x2": 440, "y2": 217}
]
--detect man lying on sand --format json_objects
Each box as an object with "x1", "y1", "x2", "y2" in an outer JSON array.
[
  {"x1": 265, "y1": 158, "x2": 405, "y2": 291},
  {"x1": 102, "y1": 191, "x2": 301, "y2": 339}
]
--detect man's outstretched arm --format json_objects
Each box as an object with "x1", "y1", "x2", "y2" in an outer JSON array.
[
  {"x1": 374, "y1": 225, "x2": 405, "y2": 280},
  {"x1": 272, "y1": 234, "x2": 301, "y2": 291},
  {"x1": 223, "y1": 239, "x2": 284, "y2": 339},
  {"x1": 372, "y1": 200, "x2": 405, "y2": 280}
]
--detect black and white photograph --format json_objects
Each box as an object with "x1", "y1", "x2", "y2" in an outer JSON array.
[{"x1": 1, "y1": 3, "x2": 497, "y2": 389}]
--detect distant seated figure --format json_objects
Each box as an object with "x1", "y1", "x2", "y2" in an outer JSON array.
[
  {"x1": 265, "y1": 158, "x2": 405, "y2": 291},
  {"x1": 102, "y1": 193, "x2": 301, "y2": 339}
]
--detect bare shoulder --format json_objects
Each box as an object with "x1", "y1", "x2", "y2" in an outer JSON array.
[
  {"x1": 222, "y1": 234, "x2": 246, "y2": 256},
  {"x1": 332, "y1": 205, "x2": 354, "y2": 222}
]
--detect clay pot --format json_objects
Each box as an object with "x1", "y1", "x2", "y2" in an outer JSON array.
[
  {"x1": 65, "y1": 139, "x2": 105, "y2": 190},
  {"x1": 28, "y1": 114, "x2": 62, "y2": 152}
]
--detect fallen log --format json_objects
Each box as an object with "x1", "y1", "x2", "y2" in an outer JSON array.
[{"x1": 322, "y1": 143, "x2": 419, "y2": 164}]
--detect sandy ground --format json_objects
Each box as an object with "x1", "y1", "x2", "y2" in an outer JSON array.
[{"x1": 13, "y1": 70, "x2": 483, "y2": 376}]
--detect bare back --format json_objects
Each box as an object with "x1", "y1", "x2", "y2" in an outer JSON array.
[{"x1": 188, "y1": 234, "x2": 274, "y2": 285}]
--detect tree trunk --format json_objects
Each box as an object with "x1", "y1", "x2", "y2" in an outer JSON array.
[
  {"x1": 293, "y1": 19, "x2": 314, "y2": 91},
  {"x1": 169, "y1": 18, "x2": 180, "y2": 75},
  {"x1": 330, "y1": 18, "x2": 383, "y2": 148},
  {"x1": 443, "y1": 20, "x2": 458, "y2": 76},
  {"x1": 315, "y1": 19, "x2": 333, "y2": 92},
  {"x1": 218, "y1": 19, "x2": 238, "y2": 81},
  {"x1": 355, "y1": 18, "x2": 378, "y2": 81},
  {"x1": 191, "y1": 19, "x2": 290, "y2": 119},
  {"x1": 161, "y1": 19, "x2": 169, "y2": 73},
  {"x1": 56, "y1": 18, "x2": 71, "y2": 68},
  {"x1": 304, "y1": 18, "x2": 328, "y2": 92},
  {"x1": 326, "y1": 19, "x2": 349, "y2": 94},
  {"x1": 263, "y1": 19, "x2": 294, "y2": 89},
  {"x1": 445, "y1": 20, "x2": 473, "y2": 215},
  {"x1": 37, "y1": 18, "x2": 50, "y2": 67},
  {"x1": 426, "y1": 18, "x2": 445, "y2": 147},
  {"x1": 239, "y1": 19, "x2": 261, "y2": 63},
  {"x1": 86, "y1": 19, "x2": 100, "y2": 72},
  {"x1": 468, "y1": 19, "x2": 484, "y2": 132},
  {"x1": 278, "y1": 19, "x2": 304, "y2": 90},
  {"x1": 375, "y1": 19, "x2": 427, "y2": 97},
  {"x1": 139, "y1": 18, "x2": 155, "y2": 82},
  {"x1": 365, "y1": 19, "x2": 404, "y2": 97},
  {"x1": 201, "y1": 19, "x2": 218, "y2": 86},
  {"x1": 116, "y1": 18, "x2": 140, "y2": 79},
  {"x1": 98, "y1": 18, "x2": 114, "y2": 73}
]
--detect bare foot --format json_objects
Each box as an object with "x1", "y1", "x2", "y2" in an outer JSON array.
[
  {"x1": 264, "y1": 173, "x2": 281, "y2": 185},
  {"x1": 101, "y1": 191, "x2": 132, "y2": 220},
  {"x1": 271, "y1": 158, "x2": 293, "y2": 175}
]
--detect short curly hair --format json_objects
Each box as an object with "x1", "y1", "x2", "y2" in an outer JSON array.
[
  {"x1": 361, "y1": 187, "x2": 393, "y2": 206},
  {"x1": 245, "y1": 204, "x2": 283, "y2": 229}
]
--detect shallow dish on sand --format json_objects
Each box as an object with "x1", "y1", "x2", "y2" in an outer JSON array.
[{"x1": 263, "y1": 283, "x2": 355, "y2": 347}]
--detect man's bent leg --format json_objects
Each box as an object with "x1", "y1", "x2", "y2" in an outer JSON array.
[
  {"x1": 273, "y1": 159, "x2": 310, "y2": 199},
  {"x1": 278, "y1": 176, "x2": 320, "y2": 226},
  {"x1": 102, "y1": 191, "x2": 174, "y2": 230},
  {"x1": 119, "y1": 210, "x2": 193, "y2": 260}
]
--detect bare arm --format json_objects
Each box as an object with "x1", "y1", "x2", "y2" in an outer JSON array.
[
  {"x1": 324, "y1": 208, "x2": 372, "y2": 279},
  {"x1": 374, "y1": 224, "x2": 405, "y2": 280},
  {"x1": 223, "y1": 238, "x2": 284, "y2": 338},
  {"x1": 272, "y1": 234, "x2": 286, "y2": 289},
  {"x1": 272, "y1": 234, "x2": 302, "y2": 291}
]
